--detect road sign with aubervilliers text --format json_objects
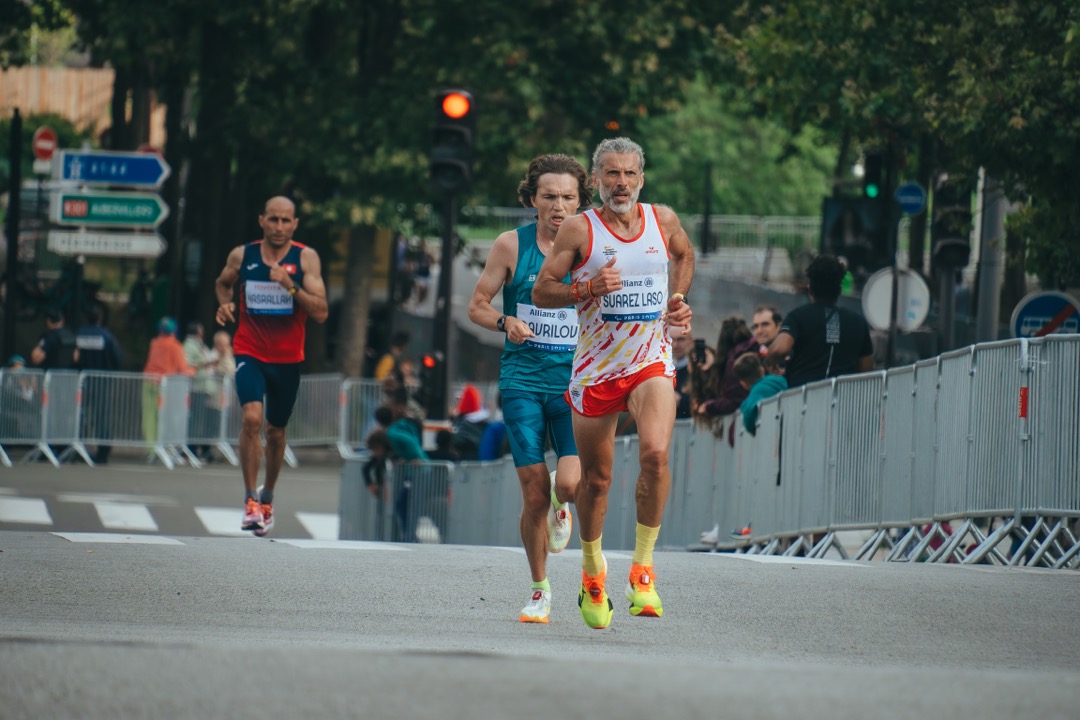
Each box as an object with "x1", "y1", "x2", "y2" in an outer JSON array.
[{"x1": 52, "y1": 191, "x2": 169, "y2": 228}]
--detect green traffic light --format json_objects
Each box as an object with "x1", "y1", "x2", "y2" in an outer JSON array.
[{"x1": 865, "y1": 184, "x2": 880, "y2": 199}]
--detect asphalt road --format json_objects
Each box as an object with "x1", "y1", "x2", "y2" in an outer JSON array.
[
  {"x1": 2, "y1": 532, "x2": 1079, "y2": 718},
  {"x1": 1, "y1": 459, "x2": 1079, "y2": 718}
]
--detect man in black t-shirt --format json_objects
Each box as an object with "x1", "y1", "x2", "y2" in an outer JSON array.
[
  {"x1": 766, "y1": 255, "x2": 873, "y2": 388},
  {"x1": 30, "y1": 311, "x2": 77, "y2": 370}
]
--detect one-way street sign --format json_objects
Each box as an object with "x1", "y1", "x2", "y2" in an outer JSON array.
[{"x1": 58, "y1": 150, "x2": 171, "y2": 189}]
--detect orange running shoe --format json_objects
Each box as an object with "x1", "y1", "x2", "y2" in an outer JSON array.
[
  {"x1": 625, "y1": 564, "x2": 663, "y2": 617},
  {"x1": 241, "y1": 497, "x2": 264, "y2": 532}
]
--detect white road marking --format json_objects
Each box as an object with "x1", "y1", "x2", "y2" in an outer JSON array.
[
  {"x1": 94, "y1": 502, "x2": 159, "y2": 532},
  {"x1": 493, "y1": 547, "x2": 632, "y2": 561},
  {"x1": 713, "y1": 553, "x2": 865, "y2": 567},
  {"x1": 194, "y1": 506, "x2": 252, "y2": 537},
  {"x1": 51, "y1": 532, "x2": 183, "y2": 545},
  {"x1": 296, "y1": 512, "x2": 339, "y2": 540},
  {"x1": 0, "y1": 497, "x2": 53, "y2": 525},
  {"x1": 274, "y1": 539, "x2": 410, "y2": 550},
  {"x1": 58, "y1": 492, "x2": 178, "y2": 506}
]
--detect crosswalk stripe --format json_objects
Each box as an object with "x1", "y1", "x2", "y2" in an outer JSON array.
[
  {"x1": 296, "y1": 512, "x2": 339, "y2": 541},
  {"x1": 0, "y1": 497, "x2": 53, "y2": 525},
  {"x1": 275, "y1": 539, "x2": 409, "y2": 550},
  {"x1": 51, "y1": 532, "x2": 184, "y2": 545},
  {"x1": 95, "y1": 502, "x2": 159, "y2": 532},
  {"x1": 194, "y1": 506, "x2": 251, "y2": 537}
]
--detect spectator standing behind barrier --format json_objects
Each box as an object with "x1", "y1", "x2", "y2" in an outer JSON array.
[
  {"x1": 733, "y1": 352, "x2": 787, "y2": 436},
  {"x1": 751, "y1": 306, "x2": 782, "y2": 355},
  {"x1": 142, "y1": 317, "x2": 194, "y2": 449},
  {"x1": 30, "y1": 310, "x2": 76, "y2": 370},
  {"x1": 533, "y1": 137, "x2": 695, "y2": 630},
  {"x1": 74, "y1": 306, "x2": 124, "y2": 464},
  {"x1": 215, "y1": 195, "x2": 329, "y2": 537},
  {"x1": 373, "y1": 331, "x2": 410, "y2": 381},
  {"x1": 766, "y1": 255, "x2": 874, "y2": 388},
  {"x1": 202, "y1": 330, "x2": 237, "y2": 461},
  {"x1": 428, "y1": 429, "x2": 460, "y2": 462},
  {"x1": 450, "y1": 383, "x2": 490, "y2": 461},
  {"x1": 380, "y1": 392, "x2": 432, "y2": 543},
  {"x1": 182, "y1": 322, "x2": 217, "y2": 461},
  {"x1": 670, "y1": 332, "x2": 694, "y2": 419},
  {"x1": 695, "y1": 317, "x2": 757, "y2": 439}
]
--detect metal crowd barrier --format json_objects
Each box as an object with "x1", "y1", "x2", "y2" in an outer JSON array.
[{"x1": 336, "y1": 336, "x2": 1078, "y2": 570}]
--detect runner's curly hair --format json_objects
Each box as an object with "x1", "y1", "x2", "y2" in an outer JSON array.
[{"x1": 517, "y1": 154, "x2": 593, "y2": 211}]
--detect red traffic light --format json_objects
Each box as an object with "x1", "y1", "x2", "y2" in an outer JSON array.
[
  {"x1": 422, "y1": 354, "x2": 437, "y2": 369},
  {"x1": 441, "y1": 92, "x2": 472, "y2": 120}
]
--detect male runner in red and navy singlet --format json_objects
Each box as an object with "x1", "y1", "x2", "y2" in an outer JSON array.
[{"x1": 215, "y1": 196, "x2": 328, "y2": 535}]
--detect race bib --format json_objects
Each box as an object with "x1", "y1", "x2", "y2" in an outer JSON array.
[
  {"x1": 516, "y1": 303, "x2": 578, "y2": 351},
  {"x1": 245, "y1": 280, "x2": 293, "y2": 315},
  {"x1": 600, "y1": 273, "x2": 666, "y2": 322}
]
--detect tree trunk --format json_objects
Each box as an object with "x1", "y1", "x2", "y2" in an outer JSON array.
[{"x1": 337, "y1": 224, "x2": 376, "y2": 377}]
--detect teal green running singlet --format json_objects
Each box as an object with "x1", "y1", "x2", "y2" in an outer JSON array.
[{"x1": 498, "y1": 222, "x2": 577, "y2": 394}]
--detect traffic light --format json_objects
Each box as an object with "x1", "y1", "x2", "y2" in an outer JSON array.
[
  {"x1": 862, "y1": 148, "x2": 883, "y2": 200},
  {"x1": 418, "y1": 352, "x2": 446, "y2": 419},
  {"x1": 430, "y1": 89, "x2": 475, "y2": 196},
  {"x1": 931, "y1": 173, "x2": 974, "y2": 270},
  {"x1": 820, "y1": 195, "x2": 888, "y2": 290}
]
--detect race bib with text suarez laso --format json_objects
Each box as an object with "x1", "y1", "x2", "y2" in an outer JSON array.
[
  {"x1": 600, "y1": 273, "x2": 666, "y2": 322},
  {"x1": 516, "y1": 302, "x2": 579, "y2": 351},
  {"x1": 245, "y1": 280, "x2": 294, "y2": 315}
]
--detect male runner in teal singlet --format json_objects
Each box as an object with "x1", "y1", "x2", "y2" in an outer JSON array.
[{"x1": 468, "y1": 154, "x2": 591, "y2": 623}]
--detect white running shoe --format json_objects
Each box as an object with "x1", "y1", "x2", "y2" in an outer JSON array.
[
  {"x1": 547, "y1": 470, "x2": 572, "y2": 554},
  {"x1": 519, "y1": 588, "x2": 551, "y2": 623}
]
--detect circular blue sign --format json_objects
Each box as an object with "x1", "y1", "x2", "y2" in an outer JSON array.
[
  {"x1": 1010, "y1": 290, "x2": 1080, "y2": 338},
  {"x1": 895, "y1": 182, "x2": 927, "y2": 215}
]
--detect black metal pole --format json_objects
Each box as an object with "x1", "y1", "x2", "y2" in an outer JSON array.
[
  {"x1": 700, "y1": 161, "x2": 712, "y2": 256},
  {"x1": 430, "y1": 194, "x2": 457, "y2": 420},
  {"x1": 885, "y1": 142, "x2": 900, "y2": 368},
  {"x1": 4, "y1": 109, "x2": 23, "y2": 361}
]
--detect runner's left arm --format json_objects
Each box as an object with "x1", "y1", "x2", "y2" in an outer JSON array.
[
  {"x1": 295, "y1": 247, "x2": 329, "y2": 323},
  {"x1": 658, "y1": 206, "x2": 694, "y2": 332}
]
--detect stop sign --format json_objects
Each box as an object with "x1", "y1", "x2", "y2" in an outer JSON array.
[{"x1": 32, "y1": 126, "x2": 58, "y2": 160}]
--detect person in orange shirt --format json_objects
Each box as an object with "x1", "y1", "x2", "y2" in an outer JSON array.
[{"x1": 142, "y1": 317, "x2": 194, "y2": 446}]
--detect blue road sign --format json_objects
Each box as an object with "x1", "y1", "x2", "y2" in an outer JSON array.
[
  {"x1": 895, "y1": 182, "x2": 926, "y2": 216},
  {"x1": 1010, "y1": 290, "x2": 1080, "y2": 338},
  {"x1": 58, "y1": 150, "x2": 171, "y2": 188}
]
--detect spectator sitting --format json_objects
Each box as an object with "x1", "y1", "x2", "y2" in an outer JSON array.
[
  {"x1": 734, "y1": 352, "x2": 788, "y2": 436},
  {"x1": 451, "y1": 383, "x2": 490, "y2": 460},
  {"x1": 478, "y1": 419, "x2": 509, "y2": 461}
]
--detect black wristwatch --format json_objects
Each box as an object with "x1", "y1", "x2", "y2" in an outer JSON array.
[{"x1": 496, "y1": 315, "x2": 507, "y2": 332}]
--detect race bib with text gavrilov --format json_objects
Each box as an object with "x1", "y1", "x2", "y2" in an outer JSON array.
[
  {"x1": 516, "y1": 303, "x2": 579, "y2": 351},
  {"x1": 600, "y1": 274, "x2": 666, "y2": 322},
  {"x1": 244, "y1": 280, "x2": 294, "y2": 315}
]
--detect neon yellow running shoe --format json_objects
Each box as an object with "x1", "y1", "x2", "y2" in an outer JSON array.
[
  {"x1": 578, "y1": 555, "x2": 613, "y2": 629},
  {"x1": 625, "y1": 564, "x2": 663, "y2": 617}
]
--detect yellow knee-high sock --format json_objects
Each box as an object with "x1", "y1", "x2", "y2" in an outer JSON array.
[
  {"x1": 581, "y1": 536, "x2": 604, "y2": 577},
  {"x1": 633, "y1": 523, "x2": 660, "y2": 566}
]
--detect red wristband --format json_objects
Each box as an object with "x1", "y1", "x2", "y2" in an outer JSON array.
[{"x1": 571, "y1": 281, "x2": 582, "y2": 303}]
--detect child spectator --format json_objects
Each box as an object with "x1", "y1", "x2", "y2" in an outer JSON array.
[{"x1": 733, "y1": 352, "x2": 788, "y2": 436}]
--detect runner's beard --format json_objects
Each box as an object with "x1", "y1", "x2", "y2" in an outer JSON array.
[{"x1": 600, "y1": 185, "x2": 639, "y2": 214}]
